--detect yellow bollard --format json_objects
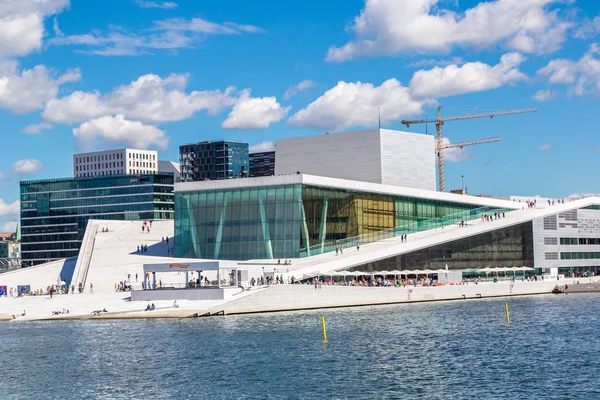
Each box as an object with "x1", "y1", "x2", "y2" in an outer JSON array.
[
  {"x1": 505, "y1": 302, "x2": 510, "y2": 325},
  {"x1": 321, "y1": 315, "x2": 328, "y2": 343}
]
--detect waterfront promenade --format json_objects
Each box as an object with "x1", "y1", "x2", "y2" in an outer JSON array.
[
  {"x1": 1, "y1": 218, "x2": 595, "y2": 322},
  {"x1": 0, "y1": 278, "x2": 589, "y2": 321}
]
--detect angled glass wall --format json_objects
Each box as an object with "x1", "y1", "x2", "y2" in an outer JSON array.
[
  {"x1": 175, "y1": 185, "x2": 302, "y2": 260},
  {"x1": 175, "y1": 183, "x2": 514, "y2": 261},
  {"x1": 349, "y1": 222, "x2": 534, "y2": 272}
]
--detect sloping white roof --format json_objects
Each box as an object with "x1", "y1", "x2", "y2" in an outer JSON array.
[{"x1": 176, "y1": 174, "x2": 520, "y2": 210}]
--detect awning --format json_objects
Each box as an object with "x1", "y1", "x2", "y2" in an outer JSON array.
[{"x1": 143, "y1": 260, "x2": 236, "y2": 273}]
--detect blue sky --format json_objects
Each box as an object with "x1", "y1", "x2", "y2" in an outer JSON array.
[{"x1": 1, "y1": 0, "x2": 600, "y2": 231}]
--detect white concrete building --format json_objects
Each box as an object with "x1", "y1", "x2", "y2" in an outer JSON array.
[
  {"x1": 274, "y1": 129, "x2": 436, "y2": 191},
  {"x1": 73, "y1": 149, "x2": 158, "y2": 178}
]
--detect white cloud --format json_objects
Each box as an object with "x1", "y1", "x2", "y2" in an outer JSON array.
[
  {"x1": 13, "y1": 159, "x2": 43, "y2": 175},
  {"x1": 574, "y1": 16, "x2": 600, "y2": 40},
  {"x1": 406, "y1": 57, "x2": 464, "y2": 68},
  {"x1": 73, "y1": 115, "x2": 169, "y2": 151},
  {"x1": 537, "y1": 44, "x2": 600, "y2": 95},
  {"x1": 532, "y1": 89, "x2": 556, "y2": 101},
  {"x1": 49, "y1": 17, "x2": 262, "y2": 56},
  {"x1": 154, "y1": 18, "x2": 263, "y2": 34},
  {"x1": 0, "y1": 221, "x2": 17, "y2": 233},
  {"x1": 284, "y1": 80, "x2": 316, "y2": 101},
  {"x1": 538, "y1": 143, "x2": 552, "y2": 151},
  {"x1": 134, "y1": 1, "x2": 178, "y2": 9},
  {"x1": 23, "y1": 121, "x2": 52, "y2": 134},
  {"x1": 53, "y1": 17, "x2": 63, "y2": 37},
  {"x1": 43, "y1": 73, "x2": 237, "y2": 124},
  {"x1": 0, "y1": 199, "x2": 19, "y2": 218},
  {"x1": 0, "y1": 0, "x2": 70, "y2": 58},
  {"x1": 443, "y1": 138, "x2": 472, "y2": 163},
  {"x1": 0, "y1": 61, "x2": 80, "y2": 113},
  {"x1": 326, "y1": 0, "x2": 571, "y2": 62},
  {"x1": 222, "y1": 90, "x2": 290, "y2": 130},
  {"x1": 249, "y1": 141, "x2": 275, "y2": 153},
  {"x1": 288, "y1": 79, "x2": 433, "y2": 131},
  {"x1": 409, "y1": 53, "x2": 527, "y2": 98}
]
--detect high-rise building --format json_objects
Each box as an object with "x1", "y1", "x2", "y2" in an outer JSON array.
[
  {"x1": 20, "y1": 173, "x2": 175, "y2": 266},
  {"x1": 73, "y1": 149, "x2": 158, "y2": 178},
  {"x1": 249, "y1": 151, "x2": 275, "y2": 177},
  {"x1": 179, "y1": 140, "x2": 249, "y2": 182}
]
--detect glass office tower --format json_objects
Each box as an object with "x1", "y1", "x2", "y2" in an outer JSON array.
[
  {"x1": 174, "y1": 182, "x2": 513, "y2": 261},
  {"x1": 180, "y1": 140, "x2": 249, "y2": 181},
  {"x1": 249, "y1": 151, "x2": 275, "y2": 177},
  {"x1": 20, "y1": 173, "x2": 175, "y2": 266}
]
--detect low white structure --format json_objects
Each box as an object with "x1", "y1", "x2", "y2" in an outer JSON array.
[{"x1": 275, "y1": 129, "x2": 436, "y2": 191}]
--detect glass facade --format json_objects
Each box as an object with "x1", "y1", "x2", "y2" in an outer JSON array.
[
  {"x1": 174, "y1": 184, "x2": 512, "y2": 261},
  {"x1": 180, "y1": 140, "x2": 249, "y2": 181},
  {"x1": 350, "y1": 222, "x2": 534, "y2": 271},
  {"x1": 20, "y1": 173, "x2": 175, "y2": 265},
  {"x1": 249, "y1": 151, "x2": 275, "y2": 177}
]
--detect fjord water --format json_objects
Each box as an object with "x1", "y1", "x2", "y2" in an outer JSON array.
[{"x1": 1, "y1": 294, "x2": 599, "y2": 399}]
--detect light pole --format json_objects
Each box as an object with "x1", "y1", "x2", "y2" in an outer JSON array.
[
  {"x1": 461, "y1": 175, "x2": 464, "y2": 193},
  {"x1": 425, "y1": 113, "x2": 428, "y2": 134}
]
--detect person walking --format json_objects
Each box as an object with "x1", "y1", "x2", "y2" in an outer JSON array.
[
  {"x1": 356, "y1": 243, "x2": 360, "y2": 251},
  {"x1": 90, "y1": 282, "x2": 94, "y2": 294}
]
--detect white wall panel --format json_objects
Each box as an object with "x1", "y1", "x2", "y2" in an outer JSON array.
[{"x1": 379, "y1": 129, "x2": 435, "y2": 191}]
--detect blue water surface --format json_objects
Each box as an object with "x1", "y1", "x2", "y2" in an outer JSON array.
[{"x1": 0, "y1": 294, "x2": 598, "y2": 399}]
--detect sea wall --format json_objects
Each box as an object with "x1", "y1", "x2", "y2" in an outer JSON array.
[{"x1": 213, "y1": 280, "x2": 564, "y2": 315}]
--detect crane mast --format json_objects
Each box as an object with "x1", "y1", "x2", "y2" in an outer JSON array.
[{"x1": 401, "y1": 106, "x2": 537, "y2": 192}]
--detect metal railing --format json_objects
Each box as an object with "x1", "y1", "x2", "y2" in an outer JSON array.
[{"x1": 299, "y1": 207, "x2": 513, "y2": 257}]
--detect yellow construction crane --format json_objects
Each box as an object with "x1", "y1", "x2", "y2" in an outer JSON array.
[{"x1": 401, "y1": 106, "x2": 537, "y2": 192}]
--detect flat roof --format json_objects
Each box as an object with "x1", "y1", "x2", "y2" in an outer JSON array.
[
  {"x1": 143, "y1": 260, "x2": 238, "y2": 273},
  {"x1": 175, "y1": 174, "x2": 520, "y2": 210}
]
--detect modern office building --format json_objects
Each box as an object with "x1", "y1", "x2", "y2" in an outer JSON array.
[
  {"x1": 0, "y1": 239, "x2": 20, "y2": 273},
  {"x1": 179, "y1": 140, "x2": 249, "y2": 182},
  {"x1": 249, "y1": 151, "x2": 275, "y2": 177},
  {"x1": 275, "y1": 129, "x2": 436, "y2": 191},
  {"x1": 0, "y1": 240, "x2": 20, "y2": 259},
  {"x1": 20, "y1": 173, "x2": 175, "y2": 265},
  {"x1": 73, "y1": 149, "x2": 158, "y2": 178},
  {"x1": 173, "y1": 174, "x2": 600, "y2": 277}
]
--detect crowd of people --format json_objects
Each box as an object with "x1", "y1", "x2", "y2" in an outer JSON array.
[
  {"x1": 306, "y1": 276, "x2": 443, "y2": 288},
  {"x1": 114, "y1": 281, "x2": 132, "y2": 292},
  {"x1": 481, "y1": 212, "x2": 505, "y2": 222}
]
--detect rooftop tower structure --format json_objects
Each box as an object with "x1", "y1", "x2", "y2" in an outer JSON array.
[{"x1": 274, "y1": 129, "x2": 436, "y2": 191}]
